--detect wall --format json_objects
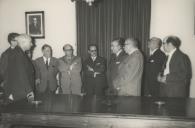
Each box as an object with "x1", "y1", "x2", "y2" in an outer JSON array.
[
  {"x1": 0, "y1": 0, "x2": 76, "y2": 59},
  {"x1": 150, "y1": 0, "x2": 195, "y2": 97}
]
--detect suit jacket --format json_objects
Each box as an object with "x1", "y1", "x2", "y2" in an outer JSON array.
[
  {"x1": 108, "y1": 51, "x2": 127, "y2": 88},
  {"x1": 0, "y1": 47, "x2": 15, "y2": 83},
  {"x1": 113, "y1": 50, "x2": 143, "y2": 96},
  {"x1": 144, "y1": 49, "x2": 166, "y2": 96},
  {"x1": 160, "y1": 49, "x2": 192, "y2": 97},
  {"x1": 6, "y1": 46, "x2": 35, "y2": 101},
  {"x1": 29, "y1": 23, "x2": 41, "y2": 34},
  {"x1": 58, "y1": 55, "x2": 82, "y2": 95},
  {"x1": 83, "y1": 56, "x2": 107, "y2": 95},
  {"x1": 34, "y1": 57, "x2": 59, "y2": 93}
]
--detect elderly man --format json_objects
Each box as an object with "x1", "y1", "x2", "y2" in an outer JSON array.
[
  {"x1": 113, "y1": 37, "x2": 143, "y2": 96},
  {"x1": 5, "y1": 34, "x2": 35, "y2": 101},
  {"x1": 158, "y1": 36, "x2": 192, "y2": 97},
  {"x1": 144, "y1": 37, "x2": 166, "y2": 97},
  {"x1": 58, "y1": 44, "x2": 82, "y2": 95}
]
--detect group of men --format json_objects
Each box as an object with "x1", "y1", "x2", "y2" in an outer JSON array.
[{"x1": 0, "y1": 32, "x2": 192, "y2": 102}]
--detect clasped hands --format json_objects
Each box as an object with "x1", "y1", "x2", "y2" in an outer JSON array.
[
  {"x1": 87, "y1": 65, "x2": 100, "y2": 78},
  {"x1": 157, "y1": 73, "x2": 166, "y2": 84}
]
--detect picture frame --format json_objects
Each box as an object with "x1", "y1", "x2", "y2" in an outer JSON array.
[{"x1": 25, "y1": 11, "x2": 45, "y2": 38}]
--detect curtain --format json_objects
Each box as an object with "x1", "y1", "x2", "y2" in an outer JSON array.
[{"x1": 76, "y1": 0, "x2": 151, "y2": 61}]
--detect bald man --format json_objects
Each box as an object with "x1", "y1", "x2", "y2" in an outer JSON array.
[
  {"x1": 113, "y1": 38, "x2": 143, "y2": 96},
  {"x1": 58, "y1": 44, "x2": 82, "y2": 95}
]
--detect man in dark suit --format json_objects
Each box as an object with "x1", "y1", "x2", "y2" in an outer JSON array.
[
  {"x1": 144, "y1": 37, "x2": 166, "y2": 97},
  {"x1": 0, "y1": 33, "x2": 19, "y2": 96},
  {"x1": 83, "y1": 44, "x2": 107, "y2": 96},
  {"x1": 29, "y1": 17, "x2": 41, "y2": 35},
  {"x1": 34, "y1": 44, "x2": 59, "y2": 95},
  {"x1": 157, "y1": 36, "x2": 192, "y2": 97},
  {"x1": 107, "y1": 37, "x2": 127, "y2": 94},
  {"x1": 5, "y1": 34, "x2": 35, "y2": 101}
]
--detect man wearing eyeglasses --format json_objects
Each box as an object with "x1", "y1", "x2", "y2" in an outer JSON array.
[
  {"x1": 83, "y1": 44, "x2": 107, "y2": 96},
  {"x1": 58, "y1": 44, "x2": 82, "y2": 95},
  {"x1": 157, "y1": 36, "x2": 192, "y2": 97}
]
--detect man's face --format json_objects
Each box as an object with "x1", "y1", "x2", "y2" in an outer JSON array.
[
  {"x1": 64, "y1": 45, "x2": 73, "y2": 57},
  {"x1": 111, "y1": 41, "x2": 120, "y2": 54},
  {"x1": 88, "y1": 46, "x2": 97, "y2": 57},
  {"x1": 42, "y1": 47, "x2": 52, "y2": 58},
  {"x1": 163, "y1": 42, "x2": 170, "y2": 53},
  {"x1": 124, "y1": 39, "x2": 132, "y2": 53},
  {"x1": 24, "y1": 38, "x2": 32, "y2": 51},
  {"x1": 33, "y1": 18, "x2": 37, "y2": 24},
  {"x1": 10, "y1": 38, "x2": 18, "y2": 48},
  {"x1": 148, "y1": 40, "x2": 157, "y2": 50}
]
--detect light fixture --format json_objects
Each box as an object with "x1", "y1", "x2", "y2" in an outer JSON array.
[
  {"x1": 85, "y1": 0, "x2": 94, "y2": 6},
  {"x1": 71, "y1": 0, "x2": 96, "y2": 6}
]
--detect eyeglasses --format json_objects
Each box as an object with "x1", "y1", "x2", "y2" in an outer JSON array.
[
  {"x1": 64, "y1": 49, "x2": 73, "y2": 51},
  {"x1": 90, "y1": 50, "x2": 97, "y2": 52}
]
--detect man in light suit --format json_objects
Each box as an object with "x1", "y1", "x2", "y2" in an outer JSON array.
[
  {"x1": 58, "y1": 44, "x2": 82, "y2": 95},
  {"x1": 158, "y1": 36, "x2": 192, "y2": 97},
  {"x1": 144, "y1": 37, "x2": 166, "y2": 97},
  {"x1": 113, "y1": 37, "x2": 143, "y2": 96},
  {"x1": 34, "y1": 44, "x2": 59, "y2": 95},
  {"x1": 107, "y1": 37, "x2": 127, "y2": 94},
  {"x1": 83, "y1": 44, "x2": 107, "y2": 96}
]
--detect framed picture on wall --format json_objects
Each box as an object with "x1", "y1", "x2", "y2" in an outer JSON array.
[{"x1": 25, "y1": 11, "x2": 45, "y2": 38}]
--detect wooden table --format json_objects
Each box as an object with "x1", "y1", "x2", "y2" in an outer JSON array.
[{"x1": 0, "y1": 94, "x2": 195, "y2": 128}]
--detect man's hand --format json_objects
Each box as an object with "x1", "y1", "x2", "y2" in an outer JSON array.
[
  {"x1": 27, "y1": 92, "x2": 34, "y2": 102},
  {"x1": 157, "y1": 74, "x2": 166, "y2": 84},
  {"x1": 94, "y1": 72, "x2": 100, "y2": 78},
  {"x1": 70, "y1": 63, "x2": 77, "y2": 70},
  {"x1": 87, "y1": 65, "x2": 94, "y2": 72},
  {"x1": 35, "y1": 78, "x2": 41, "y2": 85}
]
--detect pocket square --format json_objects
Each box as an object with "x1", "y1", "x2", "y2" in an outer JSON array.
[
  {"x1": 116, "y1": 61, "x2": 120, "y2": 64},
  {"x1": 150, "y1": 60, "x2": 154, "y2": 63},
  {"x1": 96, "y1": 63, "x2": 101, "y2": 65}
]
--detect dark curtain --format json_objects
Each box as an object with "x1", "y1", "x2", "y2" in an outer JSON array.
[{"x1": 76, "y1": 0, "x2": 151, "y2": 61}]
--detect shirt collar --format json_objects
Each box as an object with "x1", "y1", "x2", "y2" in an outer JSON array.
[
  {"x1": 128, "y1": 48, "x2": 138, "y2": 55},
  {"x1": 150, "y1": 48, "x2": 158, "y2": 55},
  {"x1": 43, "y1": 56, "x2": 50, "y2": 62},
  {"x1": 167, "y1": 48, "x2": 176, "y2": 56},
  {"x1": 116, "y1": 49, "x2": 122, "y2": 57}
]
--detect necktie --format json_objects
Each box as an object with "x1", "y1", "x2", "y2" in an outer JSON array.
[
  {"x1": 92, "y1": 57, "x2": 95, "y2": 61},
  {"x1": 164, "y1": 55, "x2": 169, "y2": 69},
  {"x1": 45, "y1": 59, "x2": 49, "y2": 69},
  {"x1": 161, "y1": 55, "x2": 169, "y2": 75}
]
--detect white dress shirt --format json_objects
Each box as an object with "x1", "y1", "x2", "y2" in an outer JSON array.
[
  {"x1": 43, "y1": 56, "x2": 50, "y2": 65},
  {"x1": 149, "y1": 48, "x2": 158, "y2": 56},
  {"x1": 163, "y1": 48, "x2": 176, "y2": 75}
]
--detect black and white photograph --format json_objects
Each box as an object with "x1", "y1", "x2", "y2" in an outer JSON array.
[{"x1": 0, "y1": 0, "x2": 195, "y2": 128}]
